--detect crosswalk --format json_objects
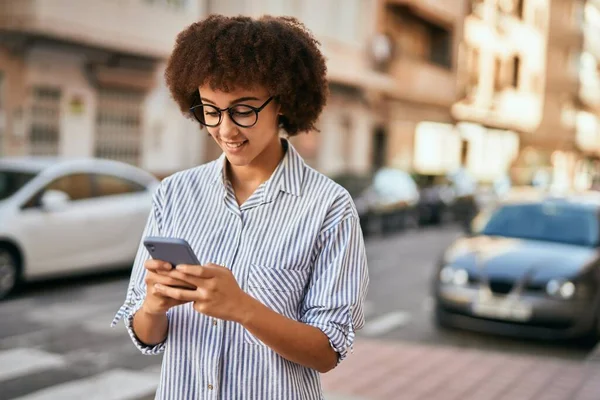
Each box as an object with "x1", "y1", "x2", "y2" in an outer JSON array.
[
  {"x1": 8, "y1": 366, "x2": 160, "y2": 400},
  {"x1": 0, "y1": 287, "x2": 415, "y2": 400}
]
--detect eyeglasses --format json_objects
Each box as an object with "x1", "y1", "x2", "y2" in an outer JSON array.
[{"x1": 189, "y1": 97, "x2": 274, "y2": 128}]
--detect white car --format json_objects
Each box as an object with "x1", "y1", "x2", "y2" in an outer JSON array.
[{"x1": 0, "y1": 156, "x2": 160, "y2": 299}]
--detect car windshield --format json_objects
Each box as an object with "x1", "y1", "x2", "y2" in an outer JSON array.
[
  {"x1": 479, "y1": 203, "x2": 599, "y2": 247},
  {"x1": 0, "y1": 170, "x2": 37, "y2": 200},
  {"x1": 372, "y1": 169, "x2": 418, "y2": 199}
]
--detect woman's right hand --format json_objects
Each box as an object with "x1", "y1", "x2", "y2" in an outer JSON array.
[{"x1": 141, "y1": 259, "x2": 196, "y2": 315}]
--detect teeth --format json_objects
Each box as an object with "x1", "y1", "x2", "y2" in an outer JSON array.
[{"x1": 225, "y1": 141, "x2": 245, "y2": 149}]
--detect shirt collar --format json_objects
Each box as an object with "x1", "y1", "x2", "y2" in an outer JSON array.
[{"x1": 210, "y1": 138, "x2": 305, "y2": 200}]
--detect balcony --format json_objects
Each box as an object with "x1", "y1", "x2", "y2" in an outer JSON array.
[
  {"x1": 579, "y1": 79, "x2": 600, "y2": 110},
  {"x1": 0, "y1": 0, "x2": 198, "y2": 58},
  {"x1": 386, "y1": 57, "x2": 457, "y2": 107},
  {"x1": 386, "y1": 0, "x2": 465, "y2": 27},
  {"x1": 583, "y1": 23, "x2": 600, "y2": 61},
  {"x1": 452, "y1": 89, "x2": 544, "y2": 133}
]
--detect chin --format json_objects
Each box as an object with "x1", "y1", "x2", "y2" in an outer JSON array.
[{"x1": 225, "y1": 153, "x2": 253, "y2": 166}]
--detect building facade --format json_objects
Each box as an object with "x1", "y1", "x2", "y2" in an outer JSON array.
[
  {"x1": 452, "y1": 0, "x2": 550, "y2": 183},
  {"x1": 0, "y1": 0, "x2": 203, "y2": 176}
]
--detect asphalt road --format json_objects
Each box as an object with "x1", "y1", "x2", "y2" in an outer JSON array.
[{"x1": 0, "y1": 225, "x2": 594, "y2": 399}]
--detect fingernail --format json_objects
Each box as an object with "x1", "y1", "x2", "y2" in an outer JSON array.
[{"x1": 155, "y1": 283, "x2": 164, "y2": 290}]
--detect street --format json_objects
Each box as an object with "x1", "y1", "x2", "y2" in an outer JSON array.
[{"x1": 0, "y1": 226, "x2": 596, "y2": 399}]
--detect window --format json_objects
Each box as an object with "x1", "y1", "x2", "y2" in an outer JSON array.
[
  {"x1": 0, "y1": 170, "x2": 37, "y2": 201},
  {"x1": 93, "y1": 174, "x2": 146, "y2": 197},
  {"x1": 479, "y1": 203, "x2": 599, "y2": 247},
  {"x1": 45, "y1": 174, "x2": 94, "y2": 201},
  {"x1": 95, "y1": 88, "x2": 144, "y2": 166},
  {"x1": 29, "y1": 86, "x2": 61, "y2": 156},
  {"x1": 429, "y1": 25, "x2": 452, "y2": 69},
  {"x1": 514, "y1": 0, "x2": 524, "y2": 18},
  {"x1": 372, "y1": 128, "x2": 387, "y2": 172},
  {"x1": 511, "y1": 55, "x2": 521, "y2": 88},
  {"x1": 493, "y1": 57, "x2": 504, "y2": 91}
]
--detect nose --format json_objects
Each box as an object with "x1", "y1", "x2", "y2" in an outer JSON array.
[{"x1": 218, "y1": 111, "x2": 238, "y2": 138}]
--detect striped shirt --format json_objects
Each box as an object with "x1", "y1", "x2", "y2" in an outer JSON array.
[{"x1": 112, "y1": 139, "x2": 369, "y2": 400}]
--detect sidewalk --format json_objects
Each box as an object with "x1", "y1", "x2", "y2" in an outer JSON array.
[{"x1": 321, "y1": 339, "x2": 600, "y2": 400}]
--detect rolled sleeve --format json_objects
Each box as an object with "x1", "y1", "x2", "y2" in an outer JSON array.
[
  {"x1": 111, "y1": 184, "x2": 168, "y2": 355},
  {"x1": 300, "y1": 215, "x2": 369, "y2": 364}
]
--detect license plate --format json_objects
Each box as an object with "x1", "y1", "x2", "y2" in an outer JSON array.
[{"x1": 472, "y1": 296, "x2": 532, "y2": 321}]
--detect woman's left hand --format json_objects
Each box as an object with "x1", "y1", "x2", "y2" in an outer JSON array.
[{"x1": 154, "y1": 263, "x2": 253, "y2": 323}]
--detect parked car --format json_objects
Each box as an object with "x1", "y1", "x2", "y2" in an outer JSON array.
[
  {"x1": 333, "y1": 168, "x2": 420, "y2": 237},
  {"x1": 0, "y1": 156, "x2": 160, "y2": 299},
  {"x1": 412, "y1": 169, "x2": 478, "y2": 228},
  {"x1": 433, "y1": 191, "x2": 600, "y2": 341}
]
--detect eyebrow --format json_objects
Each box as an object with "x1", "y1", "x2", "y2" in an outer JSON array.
[{"x1": 200, "y1": 96, "x2": 261, "y2": 106}]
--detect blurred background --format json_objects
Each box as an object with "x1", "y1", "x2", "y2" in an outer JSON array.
[{"x1": 2, "y1": 0, "x2": 600, "y2": 399}]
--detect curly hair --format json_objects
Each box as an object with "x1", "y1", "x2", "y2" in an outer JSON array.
[{"x1": 164, "y1": 14, "x2": 329, "y2": 136}]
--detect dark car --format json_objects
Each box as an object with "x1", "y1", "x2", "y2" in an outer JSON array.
[
  {"x1": 433, "y1": 192, "x2": 600, "y2": 341},
  {"x1": 332, "y1": 168, "x2": 420, "y2": 236},
  {"x1": 412, "y1": 170, "x2": 478, "y2": 228}
]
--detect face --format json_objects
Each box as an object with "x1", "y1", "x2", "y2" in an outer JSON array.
[{"x1": 197, "y1": 85, "x2": 281, "y2": 168}]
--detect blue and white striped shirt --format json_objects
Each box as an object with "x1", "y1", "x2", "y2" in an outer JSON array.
[{"x1": 112, "y1": 139, "x2": 369, "y2": 400}]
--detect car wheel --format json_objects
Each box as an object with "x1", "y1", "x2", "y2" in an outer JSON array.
[{"x1": 0, "y1": 247, "x2": 20, "y2": 300}]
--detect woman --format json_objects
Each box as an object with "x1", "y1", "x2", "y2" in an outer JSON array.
[{"x1": 113, "y1": 14, "x2": 369, "y2": 400}]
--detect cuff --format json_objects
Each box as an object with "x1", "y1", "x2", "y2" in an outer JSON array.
[
  {"x1": 123, "y1": 299, "x2": 167, "y2": 355},
  {"x1": 302, "y1": 309, "x2": 355, "y2": 365}
]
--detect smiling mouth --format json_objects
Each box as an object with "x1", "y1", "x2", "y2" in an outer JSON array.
[{"x1": 223, "y1": 140, "x2": 248, "y2": 150}]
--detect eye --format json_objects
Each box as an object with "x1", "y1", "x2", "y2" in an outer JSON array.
[{"x1": 232, "y1": 110, "x2": 253, "y2": 117}]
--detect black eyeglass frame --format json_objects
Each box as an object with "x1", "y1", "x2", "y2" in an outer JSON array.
[{"x1": 189, "y1": 96, "x2": 274, "y2": 128}]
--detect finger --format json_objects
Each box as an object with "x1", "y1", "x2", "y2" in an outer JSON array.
[
  {"x1": 154, "y1": 284, "x2": 198, "y2": 302},
  {"x1": 168, "y1": 269, "x2": 202, "y2": 286},
  {"x1": 174, "y1": 264, "x2": 217, "y2": 278},
  {"x1": 154, "y1": 273, "x2": 196, "y2": 290},
  {"x1": 144, "y1": 259, "x2": 172, "y2": 271}
]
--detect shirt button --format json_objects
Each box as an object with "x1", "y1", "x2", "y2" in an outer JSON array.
[
  {"x1": 213, "y1": 319, "x2": 218, "y2": 326},
  {"x1": 208, "y1": 384, "x2": 214, "y2": 390}
]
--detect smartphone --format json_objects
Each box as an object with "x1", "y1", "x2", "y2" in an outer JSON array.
[{"x1": 143, "y1": 236, "x2": 200, "y2": 268}]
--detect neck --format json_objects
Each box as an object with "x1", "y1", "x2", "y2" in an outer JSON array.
[{"x1": 227, "y1": 138, "x2": 285, "y2": 189}]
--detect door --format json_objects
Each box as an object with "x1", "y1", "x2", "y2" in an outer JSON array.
[
  {"x1": 19, "y1": 173, "x2": 98, "y2": 276},
  {"x1": 86, "y1": 173, "x2": 152, "y2": 266}
]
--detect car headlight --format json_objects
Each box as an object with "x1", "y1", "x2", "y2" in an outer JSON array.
[
  {"x1": 546, "y1": 279, "x2": 576, "y2": 299},
  {"x1": 440, "y1": 266, "x2": 469, "y2": 286}
]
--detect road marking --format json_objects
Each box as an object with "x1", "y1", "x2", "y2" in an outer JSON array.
[
  {"x1": 360, "y1": 311, "x2": 412, "y2": 337},
  {"x1": 0, "y1": 348, "x2": 66, "y2": 382},
  {"x1": 12, "y1": 369, "x2": 159, "y2": 400},
  {"x1": 26, "y1": 302, "x2": 118, "y2": 326}
]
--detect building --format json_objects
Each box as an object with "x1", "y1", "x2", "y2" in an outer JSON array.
[
  {"x1": 202, "y1": 0, "x2": 382, "y2": 177},
  {"x1": 452, "y1": 0, "x2": 550, "y2": 183},
  {"x1": 350, "y1": 0, "x2": 467, "y2": 178},
  {"x1": 511, "y1": 0, "x2": 600, "y2": 191},
  {"x1": 0, "y1": 0, "x2": 473, "y2": 182},
  {"x1": 0, "y1": 0, "x2": 203, "y2": 176}
]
